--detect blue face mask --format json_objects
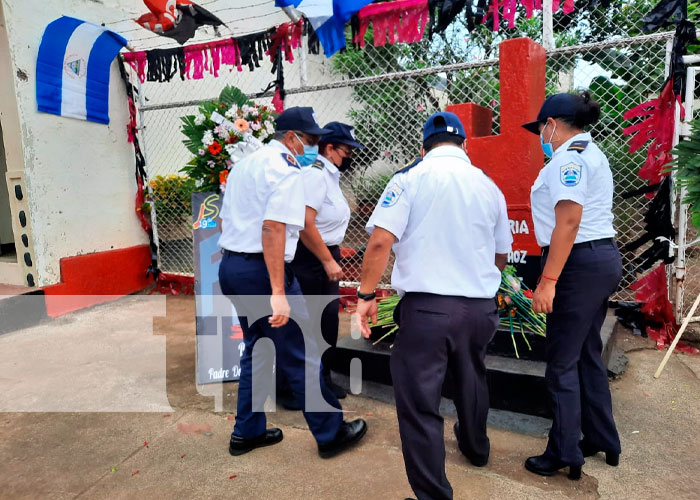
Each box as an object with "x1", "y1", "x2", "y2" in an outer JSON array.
[
  {"x1": 293, "y1": 133, "x2": 319, "y2": 166},
  {"x1": 539, "y1": 121, "x2": 556, "y2": 158}
]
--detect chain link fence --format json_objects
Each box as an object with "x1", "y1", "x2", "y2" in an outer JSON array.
[{"x1": 134, "y1": 17, "x2": 683, "y2": 305}]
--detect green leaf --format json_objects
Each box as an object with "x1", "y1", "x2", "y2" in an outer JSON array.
[{"x1": 219, "y1": 86, "x2": 251, "y2": 108}]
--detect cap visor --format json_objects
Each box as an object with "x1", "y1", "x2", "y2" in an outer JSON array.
[
  {"x1": 301, "y1": 126, "x2": 333, "y2": 135},
  {"x1": 522, "y1": 121, "x2": 541, "y2": 135},
  {"x1": 337, "y1": 139, "x2": 365, "y2": 149}
]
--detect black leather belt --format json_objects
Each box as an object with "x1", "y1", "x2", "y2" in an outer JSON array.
[
  {"x1": 222, "y1": 249, "x2": 264, "y2": 259},
  {"x1": 541, "y1": 237, "x2": 614, "y2": 254}
]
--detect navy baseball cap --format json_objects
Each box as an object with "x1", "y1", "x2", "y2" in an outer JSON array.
[
  {"x1": 423, "y1": 112, "x2": 466, "y2": 142},
  {"x1": 320, "y1": 122, "x2": 365, "y2": 149},
  {"x1": 522, "y1": 93, "x2": 580, "y2": 135},
  {"x1": 275, "y1": 107, "x2": 331, "y2": 135}
]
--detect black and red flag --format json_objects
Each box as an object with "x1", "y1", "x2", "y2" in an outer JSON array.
[{"x1": 136, "y1": 0, "x2": 224, "y2": 44}]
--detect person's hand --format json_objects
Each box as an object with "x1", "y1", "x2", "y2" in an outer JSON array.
[
  {"x1": 323, "y1": 259, "x2": 344, "y2": 282},
  {"x1": 532, "y1": 279, "x2": 556, "y2": 314},
  {"x1": 269, "y1": 293, "x2": 290, "y2": 327},
  {"x1": 355, "y1": 298, "x2": 378, "y2": 339}
]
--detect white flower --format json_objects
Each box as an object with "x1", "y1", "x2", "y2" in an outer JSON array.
[
  {"x1": 225, "y1": 105, "x2": 239, "y2": 119},
  {"x1": 258, "y1": 130, "x2": 268, "y2": 141},
  {"x1": 220, "y1": 182, "x2": 227, "y2": 193},
  {"x1": 195, "y1": 178, "x2": 204, "y2": 188},
  {"x1": 241, "y1": 104, "x2": 252, "y2": 114},
  {"x1": 198, "y1": 149, "x2": 205, "y2": 156},
  {"x1": 225, "y1": 144, "x2": 237, "y2": 157},
  {"x1": 214, "y1": 124, "x2": 229, "y2": 140},
  {"x1": 202, "y1": 130, "x2": 214, "y2": 147},
  {"x1": 265, "y1": 121, "x2": 275, "y2": 134},
  {"x1": 250, "y1": 122, "x2": 262, "y2": 131},
  {"x1": 248, "y1": 107, "x2": 259, "y2": 117},
  {"x1": 194, "y1": 113, "x2": 206, "y2": 126}
]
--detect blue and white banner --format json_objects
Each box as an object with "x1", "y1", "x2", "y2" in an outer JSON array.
[
  {"x1": 276, "y1": 0, "x2": 372, "y2": 56},
  {"x1": 36, "y1": 16, "x2": 127, "y2": 125}
]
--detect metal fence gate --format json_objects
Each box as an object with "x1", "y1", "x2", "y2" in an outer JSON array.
[{"x1": 131, "y1": 26, "x2": 699, "y2": 316}]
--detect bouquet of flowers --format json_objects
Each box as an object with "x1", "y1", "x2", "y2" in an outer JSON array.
[
  {"x1": 180, "y1": 86, "x2": 277, "y2": 193},
  {"x1": 497, "y1": 265, "x2": 546, "y2": 358}
]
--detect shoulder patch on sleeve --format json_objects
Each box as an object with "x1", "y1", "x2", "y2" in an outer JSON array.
[
  {"x1": 381, "y1": 184, "x2": 404, "y2": 208},
  {"x1": 281, "y1": 153, "x2": 300, "y2": 169},
  {"x1": 311, "y1": 160, "x2": 324, "y2": 170},
  {"x1": 560, "y1": 162, "x2": 582, "y2": 186},
  {"x1": 396, "y1": 157, "x2": 422, "y2": 174},
  {"x1": 567, "y1": 140, "x2": 589, "y2": 153}
]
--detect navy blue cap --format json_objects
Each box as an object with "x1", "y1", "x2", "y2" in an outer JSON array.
[
  {"x1": 522, "y1": 93, "x2": 581, "y2": 135},
  {"x1": 275, "y1": 107, "x2": 331, "y2": 135},
  {"x1": 319, "y1": 122, "x2": 364, "y2": 149},
  {"x1": 423, "y1": 112, "x2": 466, "y2": 142}
]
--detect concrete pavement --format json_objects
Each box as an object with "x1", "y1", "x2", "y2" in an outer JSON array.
[{"x1": 1, "y1": 295, "x2": 699, "y2": 499}]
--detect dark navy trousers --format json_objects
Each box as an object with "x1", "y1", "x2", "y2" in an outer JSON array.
[
  {"x1": 542, "y1": 240, "x2": 622, "y2": 466},
  {"x1": 391, "y1": 293, "x2": 498, "y2": 500},
  {"x1": 290, "y1": 242, "x2": 341, "y2": 375},
  {"x1": 218, "y1": 252, "x2": 342, "y2": 444}
]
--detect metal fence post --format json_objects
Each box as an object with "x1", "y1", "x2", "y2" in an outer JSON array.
[{"x1": 134, "y1": 70, "x2": 161, "y2": 268}]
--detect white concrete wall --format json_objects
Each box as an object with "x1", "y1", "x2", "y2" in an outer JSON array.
[{"x1": 1, "y1": 0, "x2": 150, "y2": 285}]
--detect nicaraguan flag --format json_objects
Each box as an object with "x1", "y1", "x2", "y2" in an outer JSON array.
[
  {"x1": 36, "y1": 17, "x2": 127, "y2": 124},
  {"x1": 275, "y1": 0, "x2": 372, "y2": 56}
]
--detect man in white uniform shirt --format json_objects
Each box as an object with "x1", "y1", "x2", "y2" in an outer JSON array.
[
  {"x1": 355, "y1": 112, "x2": 512, "y2": 500},
  {"x1": 219, "y1": 106, "x2": 367, "y2": 459}
]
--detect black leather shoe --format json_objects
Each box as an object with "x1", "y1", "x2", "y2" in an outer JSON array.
[
  {"x1": 453, "y1": 422, "x2": 488, "y2": 467},
  {"x1": 524, "y1": 454, "x2": 581, "y2": 480},
  {"x1": 579, "y1": 440, "x2": 620, "y2": 466},
  {"x1": 318, "y1": 419, "x2": 367, "y2": 458},
  {"x1": 276, "y1": 390, "x2": 302, "y2": 411},
  {"x1": 324, "y1": 372, "x2": 347, "y2": 399},
  {"x1": 229, "y1": 428, "x2": 283, "y2": 456}
]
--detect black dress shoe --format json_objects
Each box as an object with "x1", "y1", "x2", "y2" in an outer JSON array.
[
  {"x1": 318, "y1": 419, "x2": 367, "y2": 458},
  {"x1": 276, "y1": 390, "x2": 302, "y2": 411},
  {"x1": 229, "y1": 428, "x2": 283, "y2": 456},
  {"x1": 453, "y1": 422, "x2": 488, "y2": 467},
  {"x1": 524, "y1": 454, "x2": 581, "y2": 480},
  {"x1": 324, "y1": 372, "x2": 347, "y2": 399},
  {"x1": 579, "y1": 440, "x2": 620, "y2": 466}
]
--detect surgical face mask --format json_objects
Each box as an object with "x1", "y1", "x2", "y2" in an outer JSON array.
[
  {"x1": 539, "y1": 121, "x2": 556, "y2": 158},
  {"x1": 293, "y1": 132, "x2": 318, "y2": 166}
]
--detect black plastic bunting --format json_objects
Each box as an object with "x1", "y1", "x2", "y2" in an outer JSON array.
[
  {"x1": 642, "y1": 0, "x2": 687, "y2": 34},
  {"x1": 622, "y1": 178, "x2": 675, "y2": 273},
  {"x1": 146, "y1": 47, "x2": 186, "y2": 82}
]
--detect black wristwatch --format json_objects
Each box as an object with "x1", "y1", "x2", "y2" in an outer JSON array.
[{"x1": 357, "y1": 289, "x2": 377, "y2": 301}]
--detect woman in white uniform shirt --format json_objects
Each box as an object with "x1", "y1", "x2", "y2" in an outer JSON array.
[
  {"x1": 521, "y1": 92, "x2": 622, "y2": 480},
  {"x1": 290, "y1": 122, "x2": 364, "y2": 400}
]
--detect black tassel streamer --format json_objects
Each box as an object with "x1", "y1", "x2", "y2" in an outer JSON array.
[{"x1": 146, "y1": 47, "x2": 185, "y2": 83}]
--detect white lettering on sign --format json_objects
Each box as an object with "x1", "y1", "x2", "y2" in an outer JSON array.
[
  {"x1": 232, "y1": 365, "x2": 241, "y2": 378},
  {"x1": 509, "y1": 219, "x2": 530, "y2": 235},
  {"x1": 208, "y1": 367, "x2": 230, "y2": 380},
  {"x1": 507, "y1": 250, "x2": 528, "y2": 264}
]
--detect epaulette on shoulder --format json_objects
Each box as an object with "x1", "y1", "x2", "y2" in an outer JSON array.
[
  {"x1": 281, "y1": 153, "x2": 300, "y2": 168},
  {"x1": 567, "y1": 140, "x2": 589, "y2": 154},
  {"x1": 311, "y1": 160, "x2": 324, "y2": 170},
  {"x1": 396, "y1": 157, "x2": 422, "y2": 175}
]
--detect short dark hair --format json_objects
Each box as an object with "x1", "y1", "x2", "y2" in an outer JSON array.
[{"x1": 422, "y1": 132, "x2": 464, "y2": 152}]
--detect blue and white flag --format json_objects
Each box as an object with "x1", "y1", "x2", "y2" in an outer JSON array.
[
  {"x1": 276, "y1": 0, "x2": 372, "y2": 56},
  {"x1": 36, "y1": 17, "x2": 127, "y2": 124}
]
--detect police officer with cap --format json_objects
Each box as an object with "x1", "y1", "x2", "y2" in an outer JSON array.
[
  {"x1": 219, "y1": 106, "x2": 367, "y2": 458},
  {"x1": 521, "y1": 92, "x2": 621, "y2": 479},
  {"x1": 356, "y1": 112, "x2": 512, "y2": 500},
  {"x1": 290, "y1": 121, "x2": 364, "y2": 399}
]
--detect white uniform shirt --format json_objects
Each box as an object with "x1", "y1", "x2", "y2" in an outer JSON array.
[
  {"x1": 218, "y1": 140, "x2": 306, "y2": 262},
  {"x1": 530, "y1": 132, "x2": 616, "y2": 247},
  {"x1": 366, "y1": 146, "x2": 512, "y2": 298},
  {"x1": 302, "y1": 155, "x2": 351, "y2": 246}
]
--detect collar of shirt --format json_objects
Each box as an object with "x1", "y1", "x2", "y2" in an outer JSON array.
[
  {"x1": 318, "y1": 154, "x2": 339, "y2": 175},
  {"x1": 552, "y1": 131, "x2": 592, "y2": 158},
  {"x1": 270, "y1": 139, "x2": 295, "y2": 156},
  {"x1": 423, "y1": 145, "x2": 471, "y2": 164}
]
